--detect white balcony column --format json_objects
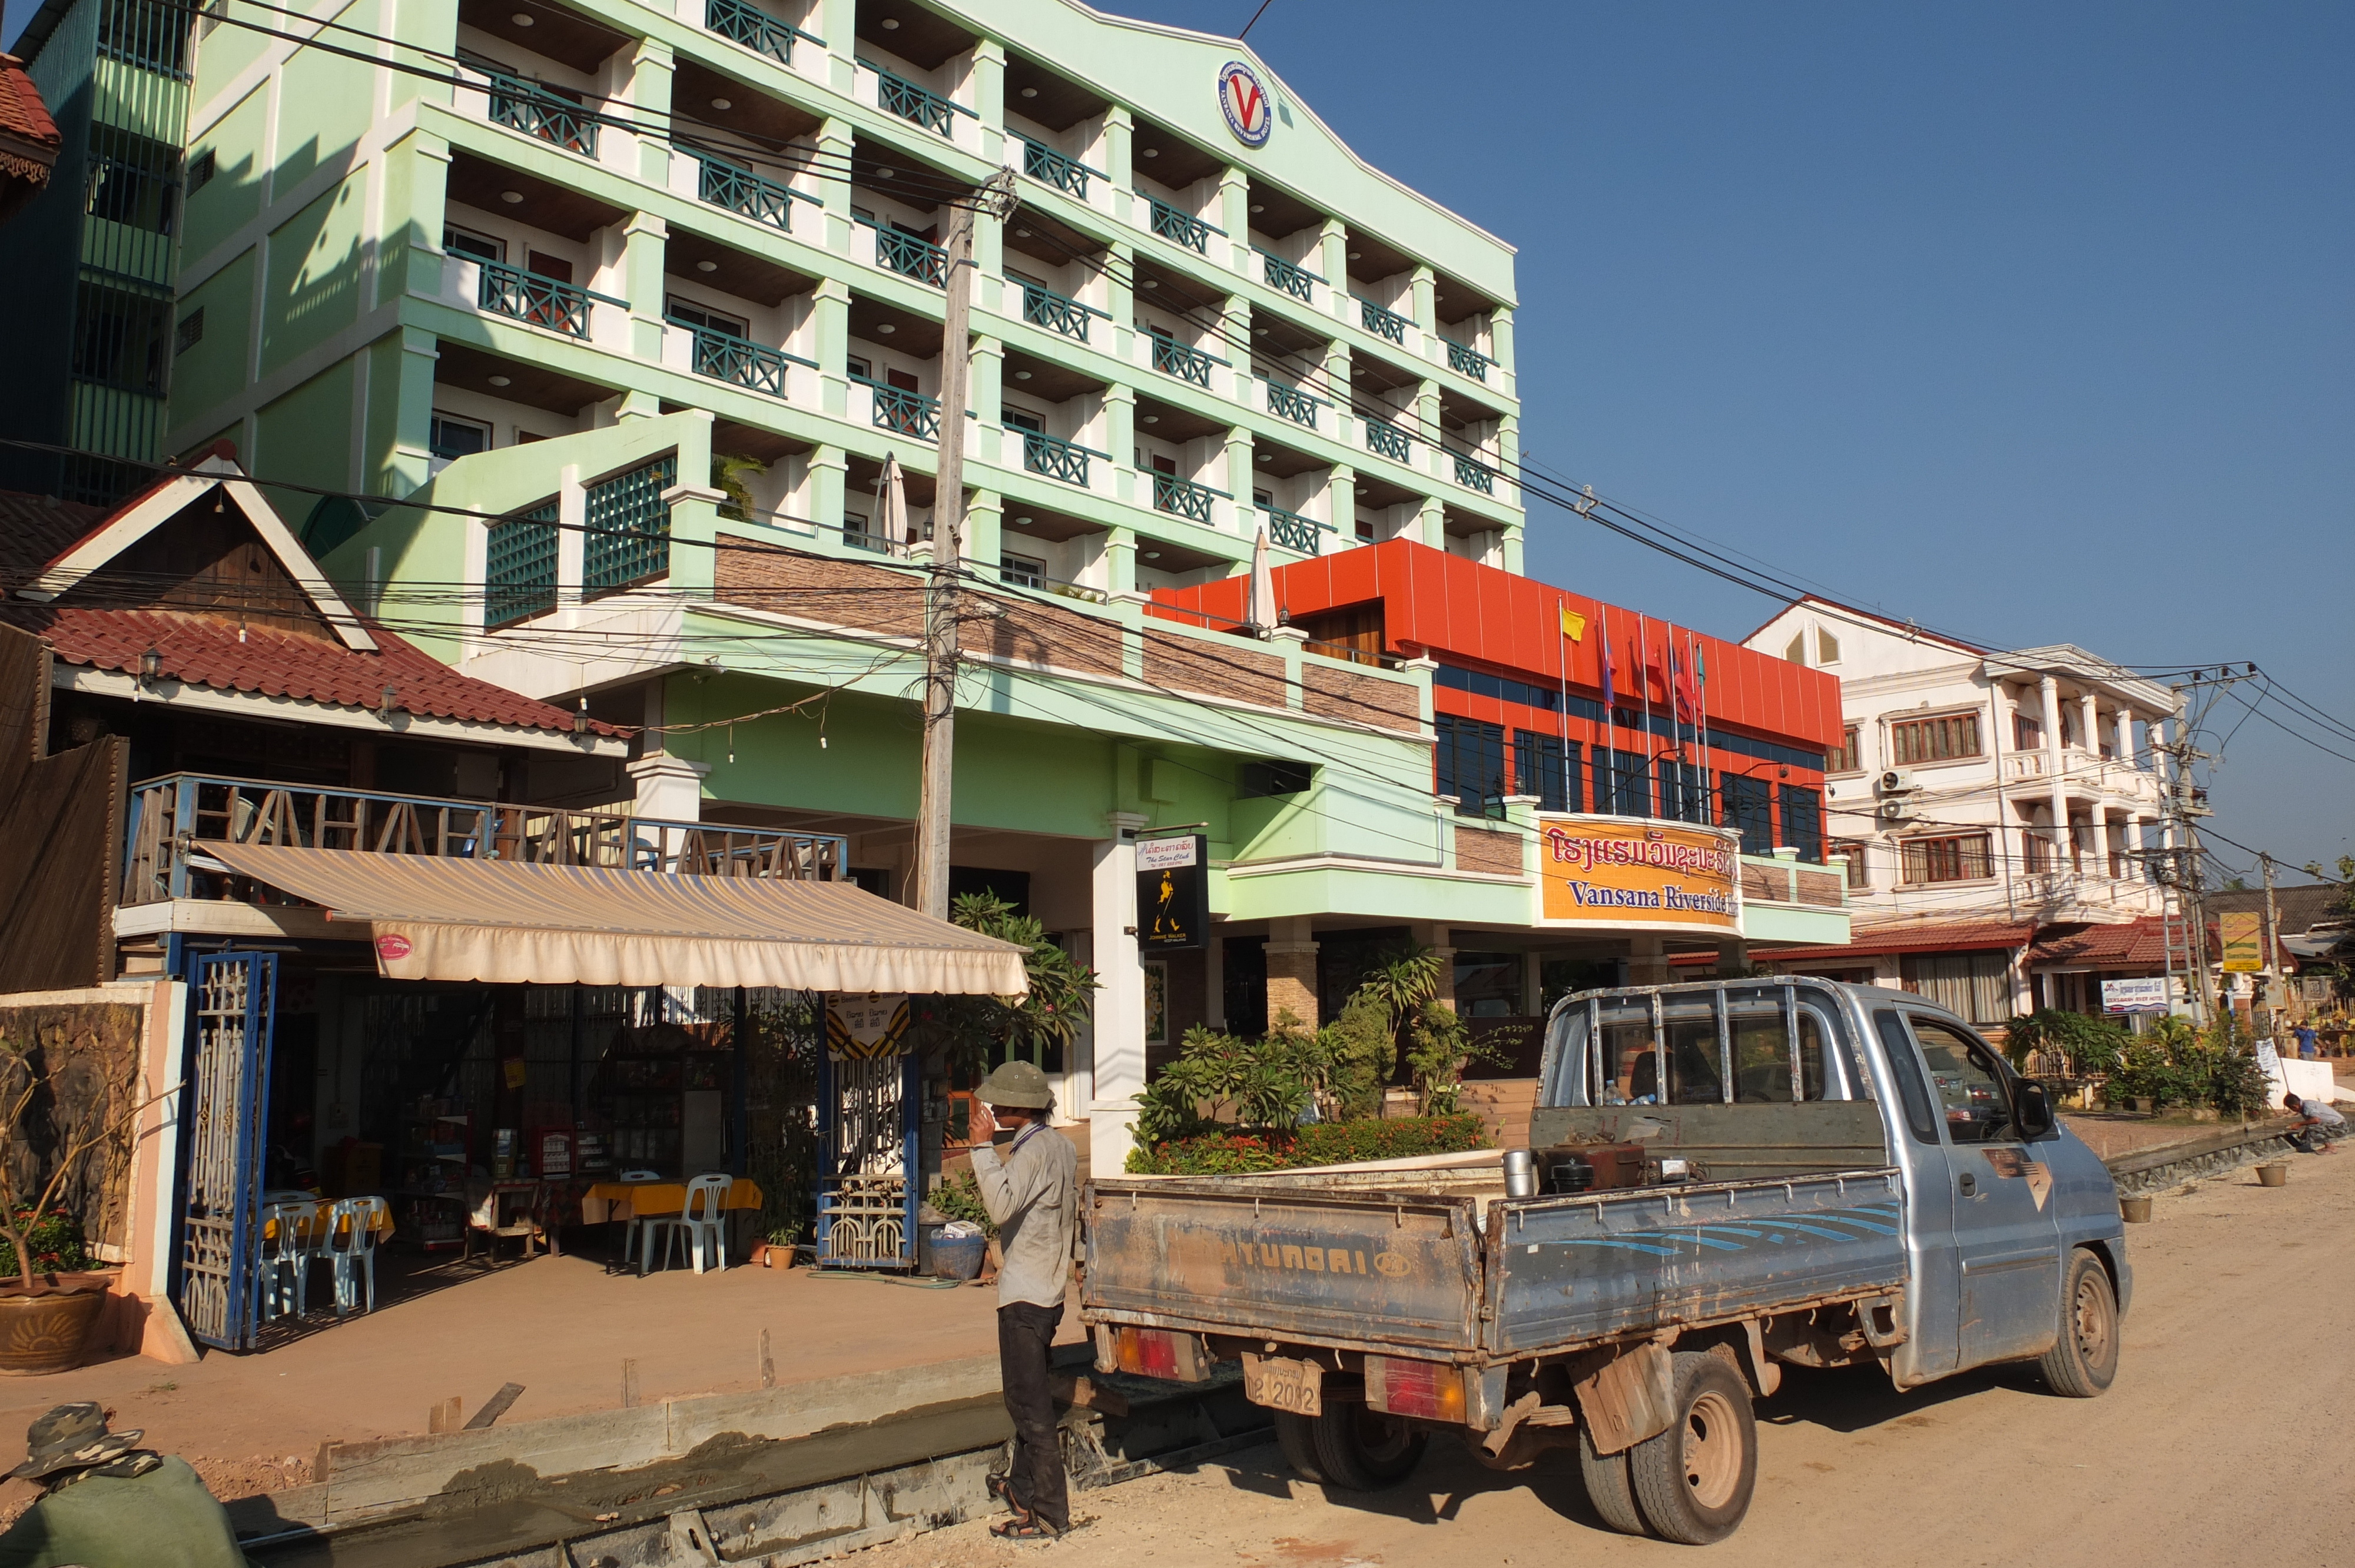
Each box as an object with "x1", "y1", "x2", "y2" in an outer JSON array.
[
  {"x1": 816, "y1": 115, "x2": 855, "y2": 253},
  {"x1": 1088, "y1": 812, "x2": 1150, "y2": 1176},
  {"x1": 2115, "y1": 705, "x2": 2135, "y2": 768},
  {"x1": 1216, "y1": 165, "x2": 1250, "y2": 274},
  {"x1": 1411, "y1": 262, "x2": 1437, "y2": 339},
  {"x1": 1318, "y1": 216, "x2": 1348, "y2": 327},
  {"x1": 556, "y1": 464, "x2": 586, "y2": 607},
  {"x1": 812, "y1": 277, "x2": 851, "y2": 419},
  {"x1": 1491, "y1": 303, "x2": 1516, "y2": 381},
  {"x1": 2039, "y1": 675, "x2": 2068, "y2": 871},
  {"x1": 2079, "y1": 690, "x2": 2100, "y2": 761},
  {"x1": 621, "y1": 212, "x2": 668, "y2": 363},
  {"x1": 1218, "y1": 291, "x2": 1251, "y2": 402},
  {"x1": 1106, "y1": 238, "x2": 1135, "y2": 363},
  {"x1": 628, "y1": 38, "x2": 674, "y2": 187},
  {"x1": 1104, "y1": 380, "x2": 1136, "y2": 507},
  {"x1": 1102, "y1": 104, "x2": 1133, "y2": 223},
  {"x1": 628, "y1": 755, "x2": 709, "y2": 822},
  {"x1": 1223, "y1": 423, "x2": 1255, "y2": 534},
  {"x1": 1327, "y1": 464, "x2": 1355, "y2": 549}
]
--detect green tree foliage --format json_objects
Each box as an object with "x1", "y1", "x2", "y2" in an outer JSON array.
[
  {"x1": 923, "y1": 892, "x2": 1098, "y2": 1081},
  {"x1": 711, "y1": 453, "x2": 766, "y2": 520},
  {"x1": 2108, "y1": 1014, "x2": 2271, "y2": 1118},
  {"x1": 1127, "y1": 1114, "x2": 1490, "y2": 1175},
  {"x1": 1402, "y1": 1003, "x2": 1508, "y2": 1115},
  {"x1": 1999, "y1": 1009, "x2": 2128, "y2": 1079}
]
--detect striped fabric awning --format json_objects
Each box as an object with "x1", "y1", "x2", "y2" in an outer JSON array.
[{"x1": 205, "y1": 843, "x2": 1028, "y2": 996}]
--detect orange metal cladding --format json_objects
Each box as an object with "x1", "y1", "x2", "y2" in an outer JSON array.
[{"x1": 1148, "y1": 537, "x2": 1844, "y2": 763}]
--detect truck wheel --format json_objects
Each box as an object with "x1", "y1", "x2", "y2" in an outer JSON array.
[
  {"x1": 1575, "y1": 1427, "x2": 1650, "y2": 1536},
  {"x1": 1628, "y1": 1352, "x2": 1757, "y2": 1545},
  {"x1": 1309, "y1": 1401, "x2": 1427, "y2": 1490},
  {"x1": 2038, "y1": 1248, "x2": 2119, "y2": 1398},
  {"x1": 1272, "y1": 1411, "x2": 1327, "y2": 1484}
]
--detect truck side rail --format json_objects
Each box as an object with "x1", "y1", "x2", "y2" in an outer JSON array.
[{"x1": 1480, "y1": 1168, "x2": 1908, "y2": 1357}]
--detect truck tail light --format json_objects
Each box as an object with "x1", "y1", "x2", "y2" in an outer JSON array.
[
  {"x1": 1365, "y1": 1355, "x2": 1466, "y2": 1423},
  {"x1": 1104, "y1": 1326, "x2": 1209, "y2": 1383}
]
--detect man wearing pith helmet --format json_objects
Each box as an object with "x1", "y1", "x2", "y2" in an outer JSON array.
[{"x1": 968, "y1": 1058, "x2": 1079, "y2": 1539}]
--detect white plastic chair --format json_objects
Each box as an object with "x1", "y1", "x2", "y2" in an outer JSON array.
[
  {"x1": 327, "y1": 1197, "x2": 389, "y2": 1315},
  {"x1": 640, "y1": 1175, "x2": 732, "y2": 1276},
  {"x1": 259, "y1": 1201, "x2": 320, "y2": 1320}
]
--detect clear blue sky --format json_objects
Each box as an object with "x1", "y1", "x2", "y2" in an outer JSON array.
[{"x1": 10, "y1": 0, "x2": 2347, "y2": 883}]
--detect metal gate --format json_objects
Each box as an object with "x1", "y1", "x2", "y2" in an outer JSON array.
[
  {"x1": 180, "y1": 952, "x2": 278, "y2": 1349},
  {"x1": 816, "y1": 997, "x2": 920, "y2": 1269}
]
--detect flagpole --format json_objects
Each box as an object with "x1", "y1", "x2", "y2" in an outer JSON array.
[
  {"x1": 1556, "y1": 600, "x2": 1571, "y2": 810},
  {"x1": 1637, "y1": 613, "x2": 1656, "y2": 818},
  {"x1": 1600, "y1": 604, "x2": 1615, "y2": 813}
]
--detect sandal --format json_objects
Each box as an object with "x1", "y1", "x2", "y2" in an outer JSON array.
[{"x1": 990, "y1": 1516, "x2": 1062, "y2": 1540}]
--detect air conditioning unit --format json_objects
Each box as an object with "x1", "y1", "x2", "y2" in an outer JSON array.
[
  {"x1": 1878, "y1": 798, "x2": 1914, "y2": 821},
  {"x1": 1876, "y1": 769, "x2": 1918, "y2": 795}
]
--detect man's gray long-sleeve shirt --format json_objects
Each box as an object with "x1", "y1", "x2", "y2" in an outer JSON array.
[{"x1": 969, "y1": 1122, "x2": 1078, "y2": 1310}]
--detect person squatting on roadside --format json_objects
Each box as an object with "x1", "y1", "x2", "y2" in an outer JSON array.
[
  {"x1": 0, "y1": 1403, "x2": 252, "y2": 1567},
  {"x1": 2282, "y1": 1093, "x2": 2347, "y2": 1154},
  {"x1": 968, "y1": 1059, "x2": 1080, "y2": 1540}
]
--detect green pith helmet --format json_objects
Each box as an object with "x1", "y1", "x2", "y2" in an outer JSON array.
[{"x1": 977, "y1": 1059, "x2": 1053, "y2": 1109}]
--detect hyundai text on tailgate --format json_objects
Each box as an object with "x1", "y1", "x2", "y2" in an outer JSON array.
[{"x1": 1080, "y1": 979, "x2": 2131, "y2": 1543}]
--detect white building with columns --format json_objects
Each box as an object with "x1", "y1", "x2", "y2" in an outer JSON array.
[{"x1": 1743, "y1": 599, "x2": 2181, "y2": 1023}]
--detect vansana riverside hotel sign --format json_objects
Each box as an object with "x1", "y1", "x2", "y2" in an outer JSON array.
[{"x1": 1535, "y1": 816, "x2": 1741, "y2": 935}]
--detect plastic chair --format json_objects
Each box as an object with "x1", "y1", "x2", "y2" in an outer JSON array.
[
  {"x1": 259, "y1": 1201, "x2": 320, "y2": 1320},
  {"x1": 327, "y1": 1197, "x2": 389, "y2": 1316},
  {"x1": 640, "y1": 1175, "x2": 732, "y2": 1276}
]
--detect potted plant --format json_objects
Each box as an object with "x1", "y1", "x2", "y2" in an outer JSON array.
[
  {"x1": 0, "y1": 1031, "x2": 161, "y2": 1375},
  {"x1": 753, "y1": 1222, "x2": 802, "y2": 1269}
]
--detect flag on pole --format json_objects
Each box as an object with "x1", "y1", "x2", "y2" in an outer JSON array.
[
  {"x1": 1599, "y1": 606, "x2": 1616, "y2": 711},
  {"x1": 1559, "y1": 604, "x2": 1586, "y2": 641}
]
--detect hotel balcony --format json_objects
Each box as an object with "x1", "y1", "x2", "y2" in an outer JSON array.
[{"x1": 853, "y1": 2, "x2": 983, "y2": 157}]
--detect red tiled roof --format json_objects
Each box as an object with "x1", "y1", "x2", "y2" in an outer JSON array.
[
  {"x1": 1770, "y1": 920, "x2": 2038, "y2": 962},
  {"x1": 0, "y1": 54, "x2": 61, "y2": 155},
  {"x1": 0, "y1": 489, "x2": 618, "y2": 740},
  {"x1": 2027, "y1": 918, "x2": 2173, "y2": 968}
]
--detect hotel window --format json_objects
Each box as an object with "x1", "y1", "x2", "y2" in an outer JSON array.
[
  {"x1": 1826, "y1": 723, "x2": 1861, "y2": 774},
  {"x1": 1777, "y1": 785, "x2": 1823, "y2": 863},
  {"x1": 1594, "y1": 748, "x2": 1650, "y2": 818},
  {"x1": 1834, "y1": 842, "x2": 1869, "y2": 890},
  {"x1": 1816, "y1": 627, "x2": 1840, "y2": 665},
  {"x1": 1720, "y1": 774, "x2": 1773, "y2": 855},
  {"x1": 1513, "y1": 730, "x2": 1578, "y2": 812},
  {"x1": 1889, "y1": 712, "x2": 1981, "y2": 765},
  {"x1": 1899, "y1": 832, "x2": 1994, "y2": 885},
  {"x1": 1436, "y1": 716, "x2": 1507, "y2": 819},
  {"x1": 999, "y1": 553, "x2": 1045, "y2": 587},
  {"x1": 1656, "y1": 758, "x2": 1708, "y2": 824},
  {"x1": 2013, "y1": 712, "x2": 2043, "y2": 751},
  {"x1": 1899, "y1": 953, "x2": 2011, "y2": 1025},
  {"x1": 429, "y1": 413, "x2": 490, "y2": 462}
]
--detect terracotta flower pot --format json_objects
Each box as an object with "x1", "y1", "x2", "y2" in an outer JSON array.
[{"x1": 0, "y1": 1280, "x2": 110, "y2": 1376}]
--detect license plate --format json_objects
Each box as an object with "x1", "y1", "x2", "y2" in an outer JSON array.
[{"x1": 1243, "y1": 1353, "x2": 1324, "y2": 1417}]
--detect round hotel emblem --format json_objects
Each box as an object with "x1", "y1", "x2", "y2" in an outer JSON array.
[
  {"x1": 375, "y1": 934, "x2": 413, "y2": 961},
  {"x1": 1218, "y1": 60, "x2": 1273, "y2": 148}
]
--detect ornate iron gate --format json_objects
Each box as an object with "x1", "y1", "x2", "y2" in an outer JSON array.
[
  {"x1": 816, "y1": 996, "x2": 920, "y2": 1268},
  {"x1": 179, "y1": 952, "x2": 278, "y2": 1349}
]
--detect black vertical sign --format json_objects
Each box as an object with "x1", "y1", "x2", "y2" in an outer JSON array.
[{"x1": 1136, "y1": 833, "x2": 1208, "y2": 952}]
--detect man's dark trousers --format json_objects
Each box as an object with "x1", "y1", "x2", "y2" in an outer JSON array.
[{"x1": 997, "y1": 1299, "x2": 1069, "y2": 1530}]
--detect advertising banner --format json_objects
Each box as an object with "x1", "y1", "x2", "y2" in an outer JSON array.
[
  {"x1": 1535, "y1": 816, "x2": 1740, "y2": 934},
  {"x1": 2100, "y1": 976, "x2": 2171, "y2": 1014},
  {"x1": 1136, "y1": 833, "x2": 1209, "y2": 952},
  {"x1": 2220, "y1": 912, "x2": 2264, "y2": 973}
]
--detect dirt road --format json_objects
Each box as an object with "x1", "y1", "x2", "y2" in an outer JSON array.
[{"x1": 849, "y1": 1150, "x2": 2355, "y2": 1568}]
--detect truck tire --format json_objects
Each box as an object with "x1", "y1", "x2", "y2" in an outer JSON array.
[
  {"x1": 1272, "y1": 1411, "x2": 1327, "y2": 1484},
  {"x1": 1308, "y1": 1401, "x2": 1427, "y2": 1490},
  {"x1": 1575, "y1": 1427, "x2": 1650, "y2": 1536},
  {"x1": 2038, "y1": 1247, "x2": 2120, "y2": 1398},
  {"x1": 1628, "y1": 1352, "x2": 1757, "y2": 1545}
]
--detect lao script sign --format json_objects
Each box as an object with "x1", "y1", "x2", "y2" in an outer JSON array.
[{"x1": 1535, "y1": 816, "x2": 1740, "y2": 934}]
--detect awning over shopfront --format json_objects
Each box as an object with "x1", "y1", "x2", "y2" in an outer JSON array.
[{"x1": 207, "y1": 843, "x2": 1029, "y2": 995}]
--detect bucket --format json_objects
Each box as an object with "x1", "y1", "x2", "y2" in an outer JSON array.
[
  {"x1": 933, "y1": 1233, "x2": 987, "y2": 1281},
  {"x1": 2256, "y1": 1162, "x2": 2288, "y2": 1189},
  {"x1": 2119, "y1": 1195, "x2": 2154, "y2": 1224}
]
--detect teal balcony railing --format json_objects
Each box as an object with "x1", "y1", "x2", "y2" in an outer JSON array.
[
  {"x1": 1358, "y1": 298, "x2": 1410, "y2": 344},
  {"x1": 1258, "y1": 249, "x2": 1318, "y2": 301},
  {"x1": 1020, "y1": 139, "x2": 1092, "y2": 200},
  {"x1": 668, "y1": 318, "x2": 809, "y2": 397},
  {"x1": 1147, "y1": 197, "x2": 1215, "y2": 253},
  {"x1": 1445, "y1": 339, "x2": 1493, "y2": 381},
  {"x1": 477, "y1": 260, "x2": 615, "y2": 338},
  {"x1": 871, "y1": 224, "x2": 947, "y2": 287},
  {"x1": 697, "y1": 154, "x2": 794, "y2": 231},
  {"x1": 866, "y1": 62, "x2": 958, "y2": 137},
  {"x1": 704, "y1": 0, "x2": 815, "y2": 64},
  {"x1": 483, "y1": 69, "x2": 598, "y2": 157},
  {"x1": 1151, "y1": 472, "x2": 1221, "y2": 523},
  {"x1": 1265, "y1": 381, "x2": 1318, "y2": 427},
  {"x1": 1452, "y1": 453, "x2": 1498, "y2": 494},
  {"x1": 585, "y1": 453, "x2": 676, "y2": 594},
  {"x1": 853, "y1": 374, "x2": 940, "y2": 440},
  {"x1": 1149, "y1": 331, "x2": 1216, "y2": 386},
  {"x1": 1020, "y1": 282, "x2": 1092, "y2": 342},
  {"x1": 1362, "y1": 417, "x2": 1411, "y2": 463},
  {"x1": 1262, "y1": 505, "x2": 1331, "y2": 556},
  {"x1": 1022, "y1": 431, "x2": 1090, "y2": 487},
  {"x1": 486, "y1": 499, "x2": 559, "y2": 627}
]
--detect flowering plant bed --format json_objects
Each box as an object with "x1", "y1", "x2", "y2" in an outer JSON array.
[{"x1": 1126, "y1": 1113, "x2": 1489, "y2": 1175}]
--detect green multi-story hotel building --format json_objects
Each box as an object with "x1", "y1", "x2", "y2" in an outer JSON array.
[{"x1": 162, "y1": 0, "x2": 1845, "y2": 1171}]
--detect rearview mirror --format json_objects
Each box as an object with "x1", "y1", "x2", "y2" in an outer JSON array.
[{"x1": 2015, "y1": 1081, "x2": 2055, "y2": 1140}]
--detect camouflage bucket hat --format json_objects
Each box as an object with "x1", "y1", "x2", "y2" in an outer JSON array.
[{"x1": 11, "y1": 1404, "x2": 142, "y2": 1481}]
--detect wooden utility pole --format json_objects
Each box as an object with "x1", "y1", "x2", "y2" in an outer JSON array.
[
  {"x1": 2259, "y1": 852, "x2": 2283, "y2": 1040},
  {"x1": 914, "y1": 171, "x2": 1014, "y2": 921}
]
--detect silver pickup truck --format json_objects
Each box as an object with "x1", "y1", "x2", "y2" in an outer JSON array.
[{"x1": 1081, "y1": 979, "x2": 2130, "y2": 1544}]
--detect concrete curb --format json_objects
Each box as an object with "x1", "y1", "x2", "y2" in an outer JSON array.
[{"x1": 2104, "y1": 1123, "x2": 2302, "y2": 1196}]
